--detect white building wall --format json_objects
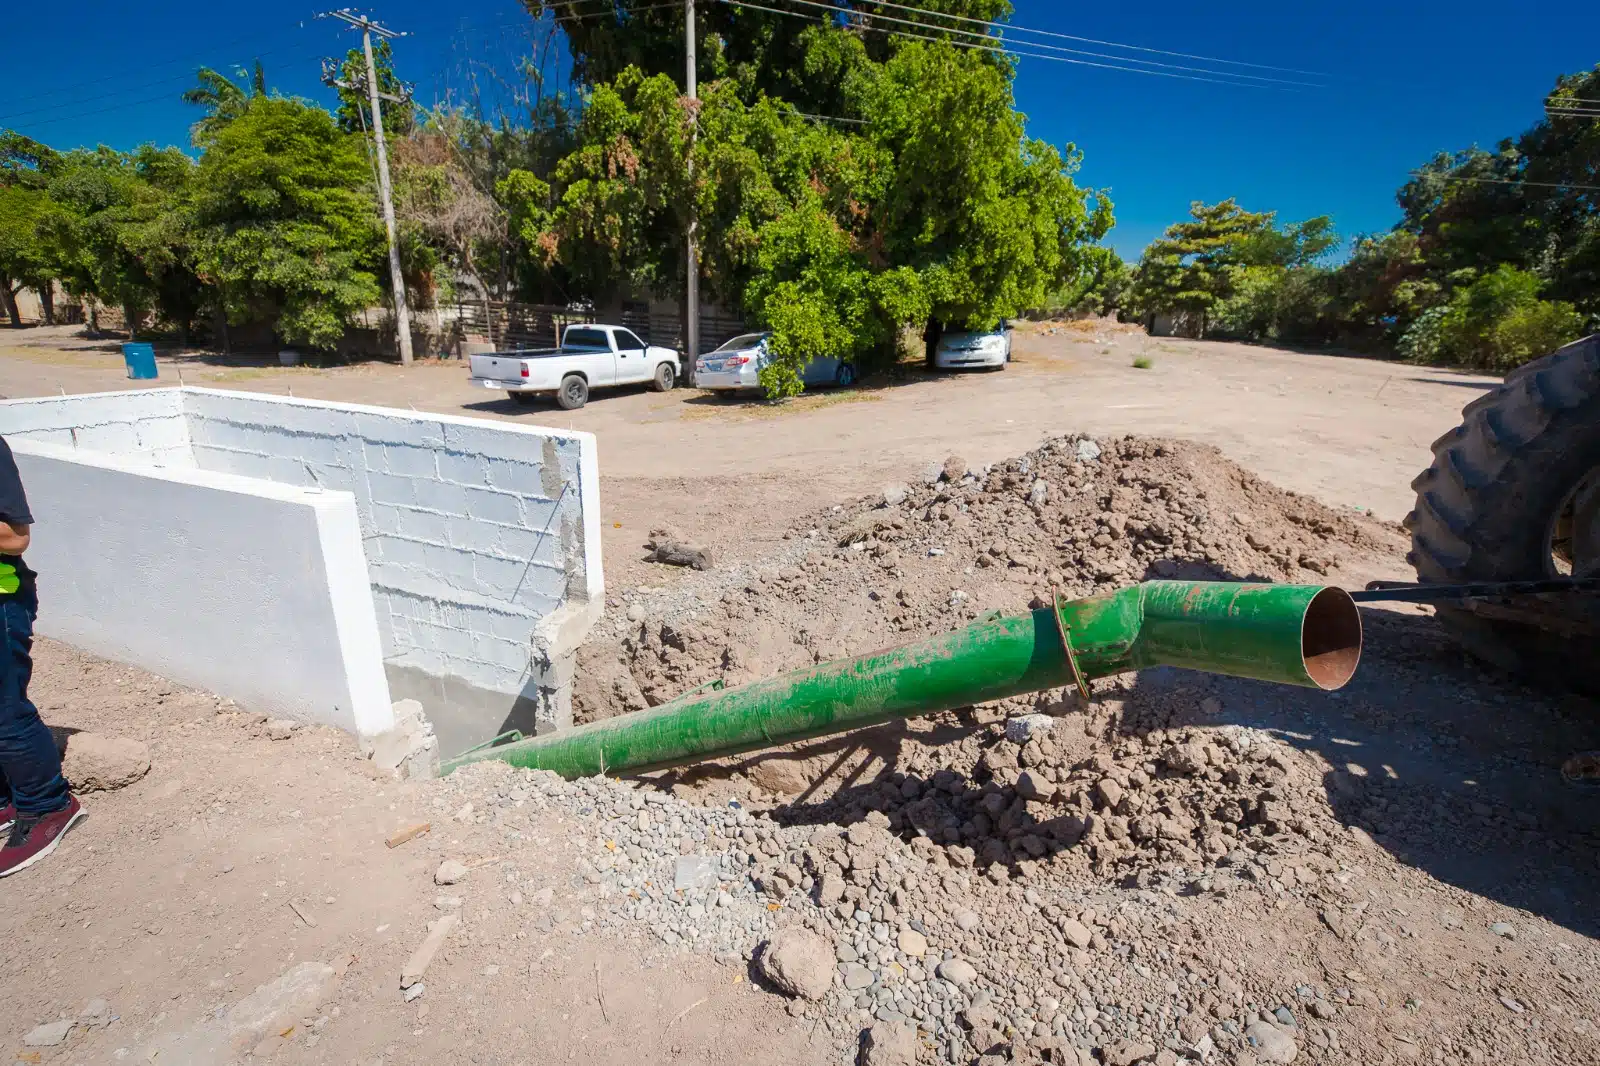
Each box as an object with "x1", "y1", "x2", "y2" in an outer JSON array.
[{"x1": 7, "y1": 440, "x2": 393, "y2": 736}]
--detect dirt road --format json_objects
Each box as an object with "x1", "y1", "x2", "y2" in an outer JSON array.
[{"x1": 0, "y1": 324, "x2": 1494, "y2": 590}]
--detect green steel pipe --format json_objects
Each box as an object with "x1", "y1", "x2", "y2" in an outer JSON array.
[{"x1": 443, "y1": 581, "x2": 1362, "y2": 779}]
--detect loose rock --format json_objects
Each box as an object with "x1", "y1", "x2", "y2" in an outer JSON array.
[
  {"x1": 758, "y1": 927, "x2": 835, "y2": 1000},
  {"x1": 61, "y1": 733, "x2": 150, "y2": 792}
]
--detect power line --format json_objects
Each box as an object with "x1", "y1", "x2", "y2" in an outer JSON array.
[
  {"x1": 760, "y1": 0, "x2": 1320, "y2": 87},
  {"x1": 717, "y1": 0, "x2": 1292, "y2": 89},
  {"x1": 835, "y1": 0, "x2": 1327, "y2": 78}
]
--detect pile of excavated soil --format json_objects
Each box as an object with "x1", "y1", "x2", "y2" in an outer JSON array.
[{"x1": 576, "y1": 433, "x2": 1400, "y2": 722}]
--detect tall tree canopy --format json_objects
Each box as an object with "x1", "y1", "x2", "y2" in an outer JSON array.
[{"x1": 190, "y1": 97, "x2": 383, "y2": 348}]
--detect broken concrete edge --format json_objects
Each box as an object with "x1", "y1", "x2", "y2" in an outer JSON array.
[
  {"x1": 362, "y1": 698, "x2": 441, "y2": 780},
  {"x1": 527, "y1": 595, "x2": 604, "y2": 735}
]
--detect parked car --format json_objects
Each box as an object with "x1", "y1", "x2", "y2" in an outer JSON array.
[
  {"x1": 468, "y1": 324, "x2": 680, "y2": 410},
  {"x1": 694, "y1": 332, "x2": 857, "y2": 391},
  {"x1": 933, "y1": 322, "x2": 1012, "y2": 370}
]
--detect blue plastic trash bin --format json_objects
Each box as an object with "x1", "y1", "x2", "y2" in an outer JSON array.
[{"x1": 122, "y1": 342, "x2": 158, "y2": 380}]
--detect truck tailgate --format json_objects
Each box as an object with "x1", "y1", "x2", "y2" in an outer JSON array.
[{"x1": 470, "y1": 353, "x2": 526, "y2": 381}]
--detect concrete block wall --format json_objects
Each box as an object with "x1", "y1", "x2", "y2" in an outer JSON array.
[
  {"x1": 0, "y1": 389, "x2": 194, "y2": 467},
  {"x1": 6, "y1": 439, "x2": 393, "y2": 736},
  {"x1": 0, "y1": 387, "x2": 603, "y2": 756}
]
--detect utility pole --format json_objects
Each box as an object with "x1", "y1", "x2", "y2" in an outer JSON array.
[
  {"x1": 684, "y1": 0, "x2": 699, "y2": 383},
  {"x1": 322, "y1": 9, "x2": 414, "y2": 365}
]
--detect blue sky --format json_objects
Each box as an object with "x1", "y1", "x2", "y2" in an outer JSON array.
[{"x1": 2, "y1": 1, "x2": 1596, "y2": 259}]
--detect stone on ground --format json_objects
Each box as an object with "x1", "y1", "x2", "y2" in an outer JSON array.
[
  {"x1": 61, "y1": 732, "x2": 150, "y2": 792},
  {"x1": 758, "y1": 927, "x2": 835, "y2": 1000},
  {"x1": 1244, "y1": 1020, "x2": 1299, "y2": 1063},
  {"x1": 1004, "y1": 713, "x2": 1057, "y2": 744},
  {"x1": 936, "y1": 958, "x2": 977, "y2": 986},
  {"x1": 142, "y1": 961, "x2": 335, "y2": 1061},
  {"x1": 434, "y1": 859, "x2": 469, "y2": 885},
  {"x1": 860, "y1": 1019, "x2": 918, "y2": 1066},
  {"x1": 23, "y1": 1020, "x2": 75, "y2": 1047}
]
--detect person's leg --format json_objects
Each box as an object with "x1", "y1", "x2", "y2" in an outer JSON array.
[{"x1": 0, "y1": 593, "x2": 69, "y2": 816}]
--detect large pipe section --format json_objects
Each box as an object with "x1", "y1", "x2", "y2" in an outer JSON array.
[{"x1": 443, "y1": 581, "x2": 1362, "y2": 780}]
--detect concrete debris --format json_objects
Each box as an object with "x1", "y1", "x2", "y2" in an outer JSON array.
[
  {"x1": 61, "y1": 732, "x2": 150, "y2": 792},
  {"x1": 434, "y1": 859, "x2": 469, "y2": 886},
  {"x1": 940, "y1": 455, "x2": 968, "y2": 483},
  {"x1": 1004, "y1": 713, "x2": 1057, "y2": 745},
  {"x1": 757, "y1": 927, "x2": 835, "y2": 1000},
  {"x1": 674, "y1": 854, "x2": 719, "y2": 891},
  {"x1": 403, "y1": 982, "x2": 426, "y2": 1002},
  {"x1": 23, "y1": 1019, "x2": 75, "y2": 1046},
  {"x1": 1489, "y1": 921, "x2": 1516, "y2": 939},
  {"x1": 78, "y1": 997, "x2": 114, "y2": 1027},
  {"x1": 401, "y1": 915, "x2": 460, "y2": 989},
  {"x1": 880, "y1": 483, "x2": 909, "y2": 508},
  {"x1": 1075, "y1": 438, "x2": 1102, "y2": 462},
  {"x1": 368, "y1": 699, "x2": 439, "y2": 780},
  {"x1": 265, "y1": 718, "x2": 300, "y2": 740},
  {"x1": 141, "y1": 961, "x2": 336, "y2": 1062}
]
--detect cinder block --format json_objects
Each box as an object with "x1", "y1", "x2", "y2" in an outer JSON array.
[
  {"x1": 495, "y1": 521, "x2": 563, "y2": 565},
  {"x1": 471, "y1": 554, "x2": 528, "y2": 601},
  {"x1": 475, "y1": 634, "x2": 532, "y2": 673},
  {"x1": 396, "y1": 507, "x2": 451, "y2": 546},
  {"x1": 355, "y1": 413, "x2": 446, "y2": 448},
  {"x1": 485, "y1": 458, "x2": 545, "y2": 496},
  {"x1": 370, "y1": 504, "x2": 402, "y2": 535},
  {"x1": 367, "y1": 471, "x2": 417, "y2": 507},
  {"x1": 461, "y1": 486, "x2": 522, "y2": 525},
  {"x1": 412, "y1": 479, "x2": 470, "y2": 518},
  {"x1": 381, "y1": 444, "x2": 439, "y2": 479},
  {"x1": 437, "y1": 450, "x2": 490, "y2": 487},
  {"x1": 74, "y1": 422, "x2": 139, "y2": 453},
  {"x1": 135, "y1": 416, "x2": 190, "y2": 453},
  {"x1": 293, "y1": 434, "x2": 345, "y2": 468},
  {"x1": 414, "y1": 620, "x2": 477, "y2": 661},
  {"x1": 486, "y1": 610, "x2": 538, "y2": 642},
  {"x1": 441, "y1": 421, "x2": 534, "y2": 459},
  {"x1": 421, "y1": 543, "x2": 479, "y2": 588},
  {"x1": 374, "y1": 534, "x2": 428, "y2": 569}
]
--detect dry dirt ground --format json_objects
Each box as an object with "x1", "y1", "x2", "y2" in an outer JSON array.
[{"x1": 1, "y1": 325, "x2": 1596, "y2": 1066}]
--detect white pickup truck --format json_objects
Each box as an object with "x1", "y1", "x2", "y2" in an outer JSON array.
[{"x1": 468, "y1": 324, "x2": 681, "y2": 410}]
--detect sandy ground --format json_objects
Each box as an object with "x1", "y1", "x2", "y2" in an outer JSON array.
[
  {"x1": 0, "y1": 322, "x2": 1496, "y2": 592},
  {"x1": 4, "y1": 324, "x2": 1595, "y2": 1066}
]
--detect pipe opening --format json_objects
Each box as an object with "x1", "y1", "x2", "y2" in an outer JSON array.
[{"x1": 1301, "y1": 587, "x2": 1362, "y2": 690}]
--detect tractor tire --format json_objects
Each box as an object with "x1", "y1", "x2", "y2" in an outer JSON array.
[{"x1": 1405, "y1": 334, "x2": 1600, "y2": 683}]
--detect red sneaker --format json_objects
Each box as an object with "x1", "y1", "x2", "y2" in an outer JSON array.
[
  {"x1": 0, "y1": 795, "x2": 83, "y2": 877},
  {"x1": 0, "y1": 803, "x2": 13, "y2": 834}
]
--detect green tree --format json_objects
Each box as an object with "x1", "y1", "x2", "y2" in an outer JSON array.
[
  {"x1": 1131, "y1": 199, "x2": 1335, "y2": 336},
  {"x1": 38, "y1": 145, "x2": 202, "y2": 338},
  {"x1": 0, "y1": 185, "x2": 52, "y2": 326},
  {"x1": 336, "y1": 40, "x2": 415, "y2": 139},
  {"x1": 182, "y1": 61, "x2": 268, "y2": 145},
  {"x1": 191, "y1": 97, "x2": 383, "y2": 348},
  {"x1": 1401, "y1": 264, "x2": 1584, "y2": 370}
]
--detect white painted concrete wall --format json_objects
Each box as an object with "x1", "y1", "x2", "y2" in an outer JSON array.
[
  {"x1": 0, "y1": 389, "x2": 194, "y2": 468},
  {"x1": 7, "y1": 440, "x2": 393, "y2": 736},
  {"x1": 0, "y1": 388, "x2": 604, "y2": 757}
]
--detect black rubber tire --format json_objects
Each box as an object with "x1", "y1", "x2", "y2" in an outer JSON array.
[
  {"x1": 1405, "y1": 334, "x2": 1600, "y2": 677},
  {"x1": 508, "y1": 391, "x2": 537, "y2": 406},
  {"x1": 556, "y1": 374, "x2": 589, "y2": 410},
  {"x1": 651, "y1": 362, "x2": 676, "y2": 392}
]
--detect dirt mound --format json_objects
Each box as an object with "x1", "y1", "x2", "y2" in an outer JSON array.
[{"x1": 575, "y1": 433, "x2": 1399, "y2": 723}]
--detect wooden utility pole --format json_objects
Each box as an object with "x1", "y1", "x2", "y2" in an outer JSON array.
[
  {"x1": 323, "y1": 9, "x2": 414, "y2": 365},
  {"x1": 684, "y1": 0, "x2": 699, "y2": 383}
]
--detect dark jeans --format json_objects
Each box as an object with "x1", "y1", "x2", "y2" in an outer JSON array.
[{"x1": 0, "y1": 591, "x2": 70, "y2": 816}]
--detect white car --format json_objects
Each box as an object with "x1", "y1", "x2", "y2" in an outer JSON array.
[
  {"x1": 468, "y1": 324, "x2": 680, "y2": 410},
  {"x1": 934, "y1": 323, "x2": 1012, "y2": 370},
  {"x1": 694, "y1": 332, "x2": 857, "y2": 391}
]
